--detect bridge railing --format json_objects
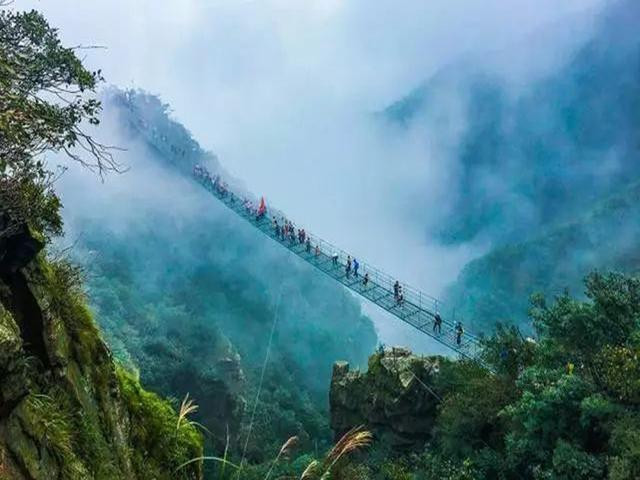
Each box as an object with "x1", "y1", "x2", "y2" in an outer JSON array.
[
  {"x1": 264, "y1": 214, "x2": 481, "y2": 343},
  {"x1": 193, "y1": 171, "x2": 484, "y2": 360}
]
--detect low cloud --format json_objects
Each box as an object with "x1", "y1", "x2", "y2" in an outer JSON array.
[{"x1": 23, "y1": 0, "x2": 608, "y2": 349}]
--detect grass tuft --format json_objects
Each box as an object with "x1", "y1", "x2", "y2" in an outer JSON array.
[
  {"x1": 177, "y1": 393, "x2": 199, "y2": 431},
  {"x1": 300, "y1": 426, "x2": 373, "y2": 480}
]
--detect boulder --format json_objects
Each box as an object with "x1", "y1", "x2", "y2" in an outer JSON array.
[{"x1": 330, "y1": 347, "x2": 442, "y2": 450}]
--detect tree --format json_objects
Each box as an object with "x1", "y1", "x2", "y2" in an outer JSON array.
[
  {"x1": 530, "y1": 272, "x2": 640, "y2": 363},
  {"x1": 596, "y1": 341, "x2": 640, "y2": 404},
  {"x1": 502, "y1": 368, "x2": 597, "y2": 476},
  {"x1": 0, "y1": 9, "x2": 119, "y2": 239},
  {"x1": 480, "y1": 323, "x2": 537, "y2": 379}
]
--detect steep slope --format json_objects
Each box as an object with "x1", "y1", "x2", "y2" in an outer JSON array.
[
  {"x1": 0, "y1": 223, "x2": 203, "y2": 479},
  {"x1": 60, "y1": 89, "x2": 378, "y2": 460}
]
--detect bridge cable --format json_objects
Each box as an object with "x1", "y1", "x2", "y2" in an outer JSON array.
[{"x1": 236, "y1": 284, "x2": 284, "y2": 478}]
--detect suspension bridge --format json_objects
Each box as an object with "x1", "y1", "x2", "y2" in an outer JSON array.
[{"x1": 191, "y1": 167, "x2": 487, "y2": 368}]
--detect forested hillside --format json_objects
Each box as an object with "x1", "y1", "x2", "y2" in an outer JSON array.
[
  {"x1": 385, "y1": 0, "x2": 640, "y2": 331},
  {"x1": 60, "y1": 89, "x2": 377, "y2": 461},
  {"x1": 444, "y1": 180, "x2": 640, "y2": 330},
  {"x1": 4, "y1": 2, "x2": 640, "y2": 479}
]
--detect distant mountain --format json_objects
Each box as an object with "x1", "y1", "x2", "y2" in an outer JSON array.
[
  {"x1": 442, "y1": 179, "x2": 640, "y2": 332},
  {"x1": 384, "y1": 0, "x2": 640, "y2": 247}
]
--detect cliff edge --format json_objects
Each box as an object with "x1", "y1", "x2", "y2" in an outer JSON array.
[
  {"x1": 330, "y1": 347, "x2": 442, "y2": 450},
  {"x1": 0, "y1": 223, "x2": 203, "y2": 479}
]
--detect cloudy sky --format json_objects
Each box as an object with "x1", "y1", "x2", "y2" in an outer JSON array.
[
  {"x1": 19, "y1": 0, "x2": 607, "y2": 347},
  {"x1": 24, "y1": 1, "x2": 605, "y2": 142}
]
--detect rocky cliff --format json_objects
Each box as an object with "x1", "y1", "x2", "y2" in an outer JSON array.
[
  {"x1": 330, "y1": 347, "x2": 442, "y2": 450},
  {"x1": 0, "y1": 224, "x2": 203, "y2": 479}
]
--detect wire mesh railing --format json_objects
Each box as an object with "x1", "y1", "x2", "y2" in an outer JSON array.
[{"x1": 192, "y1": 167, "x2": 485, "y2": 365}]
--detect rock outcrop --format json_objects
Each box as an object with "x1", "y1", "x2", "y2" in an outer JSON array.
[
  {"x1": 0, "y1": 225, "x2": 203, "y2": 479},
  {"x1": 330, "y1": 347, "x2": 442, "y2": 449},
  {"x1": 138, "y1": 329, "x2": 247, "y2": 452}
]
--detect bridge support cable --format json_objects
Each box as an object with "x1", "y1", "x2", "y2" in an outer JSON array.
[{"x1": 192, "y1": 170, "x2": 486, "y2": 368}]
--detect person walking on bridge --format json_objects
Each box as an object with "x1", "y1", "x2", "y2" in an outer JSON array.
[
  {"x1": 433, "y1": 312, "x2": 442, "y2": 334},
  {"x1": 455, "y1": 322, "x2": 464, "y2": 346},
  {"x1": 353, "y1": 258, "x2": 359, "y2": 277},
  {"x1": 306, "y1": 237, "x2": 311, "y2": 253},
  {"x1": 346, "y1": 256, "x2": 352, "y2": 278},
  {"x1": 256, "y1": 197, "x2": 266, "y2": 220},
  {"x1": 393, "y1": 281, "x2": 400, "y2": 301},
  {"x1": 363, "y1": 272, "x2": 369, "y2": 287},
  {"x1": 287, "y1": 223, "x2": 294, "y2": 243}
]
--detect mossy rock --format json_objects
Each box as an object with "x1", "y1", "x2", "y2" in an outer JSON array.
[
  {"x1": 0, "y1": 255, "x2": 204, "y2": 479},
  {"x1": 116, "y1": 366, "x2": 204, "y2": 480},
  {"x1": 0, "y1": 304, "x2": 21, "y2": 365},
  {"x1": 331, "y1": 348, "x2": 442, "y2": 449},
  {"x1": 5, "y1": 394, "x2": 89, "y2": 479}
]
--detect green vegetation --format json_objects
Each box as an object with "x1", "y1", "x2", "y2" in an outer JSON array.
[
  {"x1": 216, "y1": 425, "x2": 373, "y2": 480},
  {"x1": 0, "y1": 9, "x2": 117, "y2": 241},
  {"x1": 0, "y1": 252, "x2": 205, "y2": 479},
  {"x1": 68, "y1": 88, "x2": 377, "y2": 463},
  {"x1": 0, "y1": 7, "x2": 204, "y2": 479},
  {"x1": 164, "y1": 271, "x2": 638, "y2": 480},
  {"x1": 40, "y1": 257, "x2": 205, "y2": 480},
  {"x1": 77, "y1": 210, "x2": 375, "y2": 461},
  {"x1": 444, "y1": 180, "x2": 640, "y2": 332},
  {"x1": 16, "y1": 393, "x2": 88, "y2": 478},
  {"x1": 0, "y1": 6, "x2": 376, "y2": 473},
  {"x1": 339, "y1": 272, "x2": 640, "y2": 479},
  {"x1": 116, "y1": 366, "x2": 203, "y2": 480},
  {"x1": 3, "y1": 4, "x2": 638, "y2": 480},
  {"x1": 385, "y1": 1, "x2": 640, "y2": 337}
]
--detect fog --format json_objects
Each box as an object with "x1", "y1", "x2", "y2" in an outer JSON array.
[
  {"x1": 20, "y1": 0, "x2": 608, "y2": 348},
  {"x1": 53, "y1": 96, "x2": 379, "y2": 414}
]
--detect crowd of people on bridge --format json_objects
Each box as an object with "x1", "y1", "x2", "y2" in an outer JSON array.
[
  {"x1": 193, "y1": 163, "x2": 468, "y2": 348},
  {"x1": 194, "y1": 165, "x2": 269, "y2": 221},
  {"x1": 194, "y1": 165, "x2": 229, "y2": 197}
]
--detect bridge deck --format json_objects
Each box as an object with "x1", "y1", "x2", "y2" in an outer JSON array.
[{"x1": 194, "y1": 174, "x2": 485, "y2": 365}]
